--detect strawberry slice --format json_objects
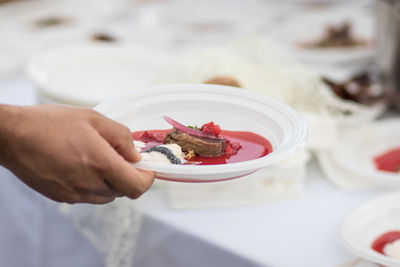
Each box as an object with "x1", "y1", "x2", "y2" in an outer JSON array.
[{"x1": 201, "y1": 122, "x2": 222, "y2": 137}]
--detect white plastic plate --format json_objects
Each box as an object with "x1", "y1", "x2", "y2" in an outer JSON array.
[
  {"x1": 94, "y1": 84, "x2": 308, "y2": 182},
  {"x1": 26, "y1": 43, "x2": 170, "y2": 107},
  {"x1": 340, "y1": 191, "x2": 400, "y2": 266}
]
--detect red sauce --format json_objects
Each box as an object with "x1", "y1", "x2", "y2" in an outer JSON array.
[
  {"x1": 132, "y1": 129, "x2": 272, "y2": 165},
  {"x1": 371, "y1": 230, "x2": 400, "y2": 254},
  {"x1": 374, "y1": 147, "x2": 400, "y2": 173}
]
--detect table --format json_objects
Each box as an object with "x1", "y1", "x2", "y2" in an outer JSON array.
[
  {"x1": 0, "y1": 0, "x2": 385, "y2": 263},
  {"x1": 133, "y1": 159, "x2": 380, "y2": 267},
  {"x1": 0, "y1": 75, "x2": 384, "y2": 267}
]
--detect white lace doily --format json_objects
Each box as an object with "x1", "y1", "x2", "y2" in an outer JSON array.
[
  {"x1": 154, "y1": 37, "x2": 383, "y2": 125},
  {"x1": 60, "y1": 198, "x2": 143, "y2": 267}
]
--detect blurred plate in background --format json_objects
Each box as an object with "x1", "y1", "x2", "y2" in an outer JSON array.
[
  {"x1": 26, "y1": 43, "x2": 171, "y2": 107},
  {"x1": 340, "y1": 191, "x2": 400, "y2": 266},
  {"x1": 268, "y1": 11, "x2": 375, "y2": 66}
]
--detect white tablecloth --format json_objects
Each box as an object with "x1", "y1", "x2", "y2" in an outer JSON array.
[
  {"x1": 133, "y1": 160, "x2": 379, "y2": 267},
  {"x1": 0, "y1": 0, "x2": 385, "y2": 259},
  {"x1": 0, "y1": 167, "x2": 103, "y2": 267},
  {"x1": 0, "y1": 75, "x2": 384, "y2": 267}
]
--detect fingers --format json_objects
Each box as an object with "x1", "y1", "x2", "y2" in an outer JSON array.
[
  {"x1": 89, "y1": 112, "x2": 155, "y2": 199},
  {"x1": 102, "y1": 150, "x2": 155, "y2": 199},
  {"x1": 106, "y1": 161, "x2": 155, "y2": 199},
  {"x1": 57, "y1": 182, "x2": 122, "y2": 204},
  {"x1": 79, "y1": 194, "x2": 116, "y2": 205},
  {"x1": 92, "y1": 115, "x2": 141, "y2": 163},
  {"x1": 20, "y1": 178, "x2": 118, "y2": 205},
  {"x1": 74, "y1": 178, "x2": 123, "y2": 198},
  {"x1": 88, "y1": 130, "x2": 155, "y2": 199}
]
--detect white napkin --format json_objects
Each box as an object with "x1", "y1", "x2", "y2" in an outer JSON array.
[
  {"x1": 303, "y1": 112, "x2": 338, "y2": 151},
  {"x1": 317, "y1": 152, "x2": 378, "y2": 191},
  {"x1": 164, "y1": 150, "x2": 310, "y2": 210}
]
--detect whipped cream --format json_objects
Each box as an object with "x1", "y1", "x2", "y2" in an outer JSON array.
[
  {"x1": 141, "y1": 144, "x2": 186, "y2": 164},
  {"x1": 384, "y1": 239, "x2": 400, "y2": 258}
]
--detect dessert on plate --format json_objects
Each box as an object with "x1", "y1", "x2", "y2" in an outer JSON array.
[
  {"x1": 322, "y1": 70, "x2": 386, "y2": 106},
  {"x1": 374, "y1": 147, "x2": 400, "y2": 173},
  {"x1": 132, "y1": 116, "x2": 272, "y2": 165},
  {"x1": 372, "y1": 231, "x2": 400, "y2": 258}
]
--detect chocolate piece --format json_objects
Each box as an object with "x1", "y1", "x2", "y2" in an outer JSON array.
[{"x1": 164, "y1": 129, "x2": 226, "y2": 157}]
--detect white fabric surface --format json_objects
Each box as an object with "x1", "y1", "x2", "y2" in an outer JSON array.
[
  {"x1": 0, "y1": 1, "x2": 386, "y2": 266},
  {"x1": 163, "y1": 150, "x2": 309, "y2": 210},
  {"x1": 133, "y1": 159, "x2": 381, "y2": 267},
  {"x1": 0, "y1": 72, "x2": 388, "y2": 267},
  {"x1": 60, "y1": 198, "x2": 143, "y2": 267},
  {"x1": 0, "y1": 62, "x2": 385, "y2": 267},
  {"x1": 317, "y1": 151, "x2": 375, "y2": 190}
]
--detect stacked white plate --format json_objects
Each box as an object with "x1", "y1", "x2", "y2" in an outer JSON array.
[{"x1": 317, "y1": 118, "x2": 400, "y2": 190}]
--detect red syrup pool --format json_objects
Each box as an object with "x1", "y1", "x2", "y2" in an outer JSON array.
[
  {"x1": 371, "y1": 231, "x2": 400, "y2": 254},
  {"x1": 132, "y1": 129, "x2": 273, "y2": 165},
  {"x1": 374, "y1": 147, "x2": 400, "y2": 173}
]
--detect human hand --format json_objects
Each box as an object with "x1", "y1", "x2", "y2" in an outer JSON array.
[{"x1": 0, "y1": 104, "x2": 155, "y2": 204}]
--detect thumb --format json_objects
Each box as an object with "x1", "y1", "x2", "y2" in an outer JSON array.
[{"x1": 93, "y1": 115, "x2": 141, "y2": 162}]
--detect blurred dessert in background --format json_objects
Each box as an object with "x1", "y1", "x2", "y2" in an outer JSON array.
[
  {"x1": 204, "y1": 75, "x2": 241, "y2": 88},
  {"x1": 32, "y1": 16, "x2": 72, "y2": 28},
  {"x1": 374, "y1": 147, "x2": 400, "y2": 173},
  {"x1": 91, "y1": 33, "x2": 117, "y2": 42},
  {"x1": 322, "y1": 71, "x2": 386, "y2": 106},
  {"x1": 372, "y1": 231, "x2": 400, "y2": 258},
  {"x1": 300, "y1": 22, "x2": 369, "y2": 49}
]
